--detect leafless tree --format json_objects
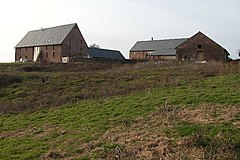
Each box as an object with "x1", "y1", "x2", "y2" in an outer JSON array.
[{"x1": 89, "y1": 44, "x2": 100, "y2": 49}]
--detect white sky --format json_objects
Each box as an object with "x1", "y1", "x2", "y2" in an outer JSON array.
[{"x1": 0, "y1": 0, "x2": 240, "y2": 62}]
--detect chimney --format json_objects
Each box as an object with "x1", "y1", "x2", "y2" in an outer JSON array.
[
  {"x1": 151, "y1": 37, "x2": 154, "y2": 41},
  {"x1": 41, "y1": 28, "x2": 44, "y2": 32}
]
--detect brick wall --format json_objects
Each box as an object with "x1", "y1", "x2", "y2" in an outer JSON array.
[
  {"x1": 15, "y1": 47, "x2": 34, "y2": 62},
  {"x1": 61, "y1": 25, "x2": 88, "y2": 58},
  {"x1": 130, "y1": 51, "x2": 176, "y2": 60},
  {"x1": 149, "y1": 55, "x2": 176, "y2": 60},
  {"x1": 129, "y1": 51, "x2": 148, "y2": 60},
  {"x1": 176, "y1": 32, "x2": 228, "y2": 62},
  {"x1": 15, "y1": 45, "x2": 62, "y2": 63},
  {"x1": 40, "y1": 45, "x2": 62, "y2": 63}
]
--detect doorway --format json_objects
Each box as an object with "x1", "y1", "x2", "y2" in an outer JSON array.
[{"x1": 196, "y1": 51, "x2": 204, "y2": 61}]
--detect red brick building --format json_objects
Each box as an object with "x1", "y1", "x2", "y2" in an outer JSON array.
[
  {"x1": 15, "y1": 23, "x2": 88, "y2": 63},
  {"x1": 129, "y1": 38, "x2": 187, "y2": 60},
  {"x1": 176, "y1": 32, "x2": 229, "y2": 62},
  {"x1": 130, "y1": 32, "x2": 229, "y2": 62}
]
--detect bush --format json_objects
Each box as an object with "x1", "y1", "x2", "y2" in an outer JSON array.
[
  {"x1": 22, "y1": 65, "x2": 46, "y2": 72},
  {"x1": 0, "y1": 74, "x2": 22, "y2": 87}
]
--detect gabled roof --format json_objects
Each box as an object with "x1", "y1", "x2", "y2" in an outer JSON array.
[
  {"x1": 88, "y1": 48, "x2": 125, "y2": 60},
  {"x1": 15, "y1": 23, "x2": 77, "y2": 48},
  {"x1": 130, "y1": 38, "x2": 188, "y2": 56},
  {"x1": 176, "y1": 31, "x2": 230, "y2": 55}
]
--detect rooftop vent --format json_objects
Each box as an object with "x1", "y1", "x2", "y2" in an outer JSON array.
[{"x1": 151, "y1": 37, "x2": 154, "y2": 41}]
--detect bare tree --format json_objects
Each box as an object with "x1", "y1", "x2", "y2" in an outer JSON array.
[{"x1": 89, "y1": 44, "x2": 100, "y2": 49}]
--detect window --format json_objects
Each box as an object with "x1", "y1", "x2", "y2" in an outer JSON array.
[
  {"x1": 197, "y1": 44, "x2": 202, "y2": 49},
  {"x1": 81, "y1": 40, "x2": 83, "y2": 44},
  {"x1": 20, "y1": 48, "x2": 21, "y2": 52},
  {"x1": 25, "y1": 47, "x2": 27, "y2": 51},
  {"x1": 46, "y1": 52, "x2": 48, "y2": 58},
  {"x1": 69, "y1": 45, "x2": 71, "y2": 50},
  {"x1": 53, "y1": 45, "x2": 55, "y2": 50},
  {"x1": 70, "y1": 38, "x2": 72, "y2": 42},
  {"x1": 53, "y1": 52, "x2": 55, "y2": 57},
  {"x1": 25, "y1": 55, "x2": 27, "y2": 59},
  {"x1": 46, "y1": 46, "x2": 48, "y2": 50},
  {"x1": 80, "y1": 46, "x2": 82, "y2": 51}
]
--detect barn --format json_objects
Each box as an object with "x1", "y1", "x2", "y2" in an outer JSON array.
[
  {"x1": 176, "y1": 32, "x2": 229, "y2": 62},
  {"x1": 15, "y1": 23, "x2": 88, "y2": 63},
  {"x1": 88, "y1": 48, "x2": 125, "y2": 60},
  {"x1": 129, "y1": 38, "x2": 187, "y2": 60},
  {"x1": 130, "y1": 32, "x2": 229, "y2": 62}
]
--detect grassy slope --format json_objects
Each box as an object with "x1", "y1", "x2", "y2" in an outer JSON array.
[{"x1": 0, "y1": 62, "x2": 240, "y2": 159}]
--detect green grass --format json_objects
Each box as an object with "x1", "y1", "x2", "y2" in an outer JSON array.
[
  {"x1": 166, "y1": 122, "x2": 240, "y2": 144},
  {"x1": 0, "y1": 62, "x2": 240, "y2": 159},
  {"x1": 1, "y1": 72, "x2": 240, "y2": 158}
]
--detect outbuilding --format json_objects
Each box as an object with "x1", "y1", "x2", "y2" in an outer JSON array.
[
  {"x1": 176, "y1": 32, "x2": 229, "y2": 62},
  {"x1": 129, "y1": 38, "x2": 187, "y2": 60}
]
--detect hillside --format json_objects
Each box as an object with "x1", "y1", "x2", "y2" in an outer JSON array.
[{"x1": 0, "y1": 61, "x2": 240, "y2": 159}]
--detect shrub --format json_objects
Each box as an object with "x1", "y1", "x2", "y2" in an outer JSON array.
[
  {"x1": 22, "y1": 65, "x2": 46, "y2": 72},
  {"x1": 0, "y1": 74, "x2": 22, "y2": 87}
]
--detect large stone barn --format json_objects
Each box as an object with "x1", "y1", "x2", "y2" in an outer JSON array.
[
  {"x1": 15, "y1": 23, "x2": 88, "y2": 63},
  {"x1": 176, "y1": 32, "x2": 229, "y2": 62}
]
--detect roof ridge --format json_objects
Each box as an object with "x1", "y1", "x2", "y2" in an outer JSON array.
[
  {"x1": 29, "y1": 23, "x2": 76, "y2": 32},
  {"x1": 89, "y1": 48, "x2": 120, "y2": 52},
  {"x1": 137, "y1": 38, "x2": 188, "y2": 43}
]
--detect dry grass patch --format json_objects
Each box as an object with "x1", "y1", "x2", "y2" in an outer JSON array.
[
  {"x1": 75, "y1": 104, "x2": 240, "y2": 159},
  {"x1": 177, "y1": 105, "x2": 240, "y2": 124}
]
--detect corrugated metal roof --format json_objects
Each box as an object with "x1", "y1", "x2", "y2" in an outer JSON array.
[
  {"x1": 88, "y1": 48, "x2": 125, "y2": 60},
  {"x1": 15, "y1": 23, "x2": 76, "y2": 48},
  {"x1": 130, "y1": 38, "x2": 188, "y2": 56}
]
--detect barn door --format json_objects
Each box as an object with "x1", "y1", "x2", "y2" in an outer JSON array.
[
  {"x1": 196, "y1": 51, "x2": 204, "y2": 61},
  {"x1": 34, "y1": 47, "x2": 41, "y2": 62}
]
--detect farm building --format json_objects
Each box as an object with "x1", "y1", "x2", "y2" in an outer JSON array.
[
  {"x1": 176, "y1": 32, "x2": 229, "y2": 62},
  {"x1": 88, "y1": 48, "x2": 125, "y2": 60},
  {"x1": 130, "y1": 32, "x2": 229, "y2": 62},
  {"x1": 129, "y1": 38, "x2": 187, "y2": 60},
  {"x1": 15, "y1": 23, "x2": 88, "y2": 63}
]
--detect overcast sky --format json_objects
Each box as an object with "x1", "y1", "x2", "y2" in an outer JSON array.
[{"x1": 0, "y1": 0, "x2": 239, "y2": 62}]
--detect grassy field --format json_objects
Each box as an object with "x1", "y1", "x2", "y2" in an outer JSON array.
[{"x1": 0, "y1": 61, "x2": 240, "y2": 159}]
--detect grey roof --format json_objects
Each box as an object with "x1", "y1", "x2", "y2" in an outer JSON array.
[
  {"x1": 130, "y1": 38, "x2": 188, "y2": 56},
  {"x1": 15, "y1": 23, "x2": 77, "y2": 48},
  {"x1": 88, "y1": 48, "x2": 125, "y2": 60}
]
